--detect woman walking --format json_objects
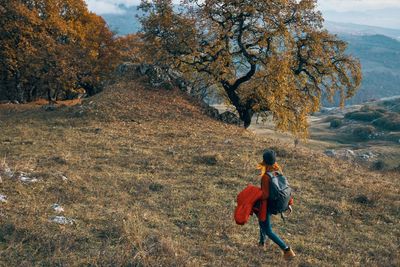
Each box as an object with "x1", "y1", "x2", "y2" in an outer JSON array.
[{"x1": 256, "y1": 150, "x2": 295, "y2": 261}]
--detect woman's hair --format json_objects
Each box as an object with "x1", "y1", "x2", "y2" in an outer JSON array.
[{"x1": 262, "y1": 150, "x2": 276, "y2": 165}]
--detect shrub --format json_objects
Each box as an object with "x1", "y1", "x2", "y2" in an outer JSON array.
[
  {"x1": 375, "y1": 108, "x2": 388, "y2": 114},
  {"x1": 382, "y1": 98, "x2": 400, "y2": 113},
  {"x1": 361, "y1": 105, "x2": 387, "y2": 113},
  {"x1": 385, "y1": 133, "x2": 400, "y2": 142},
  {"x1": 162, "y1": 82, "x2": 174, "y2": 91},
  {"x1": 371, "y1": 160, "x2": 386, "y2": 171},
  {"x1": 345, "y1": 110, "x2": 384, "y2": 122},
  {"x1": 322, "y1": 116, "x2": 341, "y2": 123},
  {"x1": 392, "y1": 165, "x2": 400, "y2": 173},
  {"x1": 353, "y1": 194, "x2": 375, "y2": 206},
  {"x1": 0, "y1": 222, "x2": 15, "y2": 242},
  {"x1": 360, "y1": 105, "x2": 371, "y2": 112},
  {"x1": 330, "y1": 119, "x2": 343, "y2": 128},
  {"x1": 352, "y1": 126, "x2": 375, "y2": 141},
  {"x1": 372, "y1": 113, "x2": 400, "y2": 131},
  {"x1": 149, "y1": 183, "x2": 164, "y2": 192},
  {"x1": 193, "y1": 153, "x2": 223, "y2": 165}
]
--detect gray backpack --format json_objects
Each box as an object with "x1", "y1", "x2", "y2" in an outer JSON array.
[{"x1": 267, "y1": 171, "x2": 292, "y2": 215}]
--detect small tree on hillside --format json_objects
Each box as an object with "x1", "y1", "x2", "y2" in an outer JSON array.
[{"x1": 139, "y1": 0, "x2": 362, "y2": 137}]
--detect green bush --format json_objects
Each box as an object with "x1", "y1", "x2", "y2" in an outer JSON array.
[
  {"x1": 393, "y1": 165, "x2": 400, "y2": 173},
  {"x1": 385, "y1": 133, "x2": 400, "y2": 142},
  {"x1": 372, "y1": 113, "x2": 400, "y2": 131},
  {"x1": 353, "y1": 194, "x2": 375, "y2": 206},
  {"x1": 330, "y1": 119, "x2": 343, "y2": 128},
  {"x1": 361, "y1": 105, "x2": 387, "y2": 113},
  {"x1": 149, "y1": 183, "x2": 164, "y2": 192},
  {"x1": 360, "y1": 105, "x2": 371, "y2": 112},
  {"x1": 382, "y1": 98, "x2": 400, "y2": 113},
  {"x1": 352, "y1": 126, "x2": 375, "y2": 141},
  {"x1": 345, "y1": 110, "x2": 384, "y2": 122},
  {"x1": 371, "y1": 160, "x2": 386, "y2": 171}
]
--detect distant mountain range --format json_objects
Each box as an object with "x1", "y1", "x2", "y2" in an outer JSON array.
[
  {"x1": 325, "y1": 21, "x2": 400, "y2": 41},
  {"x1": 322, "y1": 8, "x2": 400, "y2": 31},
  {"x1": 324, "y1": 23, "x2": 400, "y2": 106},
  {"x1": 101, "y1": 5, "x2": 400, "y2": 106}
]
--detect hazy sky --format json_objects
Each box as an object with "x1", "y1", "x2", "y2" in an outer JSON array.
[
  {"x1": 85, "y1": 0, "x2": 137, "y2": 13},
  {"x1": 85, "y1": 0, "x2": 400, "y2": 13},
  {"x1": 85, "y1": 0, "x2": 400, "y2": 28},
  {"x1": 318, "y1": 0, "x2": 400, "y2": 11}
]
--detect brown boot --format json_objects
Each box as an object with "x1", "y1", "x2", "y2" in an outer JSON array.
[{"x1": 283, "y1": 247, "x2": 296, "y2": 261}]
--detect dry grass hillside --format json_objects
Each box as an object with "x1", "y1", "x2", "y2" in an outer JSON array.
[{"x1": 0, "y1": 81, "x2": 399, "y2": 266}]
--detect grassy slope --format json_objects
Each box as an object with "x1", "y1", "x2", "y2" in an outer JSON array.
[{"x1": 0, "y1": 81, "x2": 399, "y2": 266}]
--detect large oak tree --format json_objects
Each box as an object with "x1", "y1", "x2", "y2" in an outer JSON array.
[{"x1": 140, "y1": 0, "x2": 362, "y2": 136}]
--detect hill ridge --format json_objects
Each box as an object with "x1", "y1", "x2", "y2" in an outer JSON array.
[{"x1": 0, "y1": 81, "x2": 398, "y2": 266}]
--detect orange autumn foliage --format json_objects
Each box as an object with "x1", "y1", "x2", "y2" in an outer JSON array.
[
  {"x1": 115, "y1": 34, "x2": 145, "y2": 64},
  {"x1": 0, "y1": 0, "x2": 119, "y2": 102}
]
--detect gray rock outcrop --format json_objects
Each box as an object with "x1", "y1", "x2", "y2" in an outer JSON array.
[{"x1": 219, "y1": 111, "x2": 241, "y2": 125}]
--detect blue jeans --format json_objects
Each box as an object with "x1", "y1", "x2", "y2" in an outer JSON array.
[{"x1": 259, "y1": 213, "x2": 288, "y2": 250}]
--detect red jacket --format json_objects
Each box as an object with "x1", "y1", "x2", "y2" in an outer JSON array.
[{"x1": 234, "y1": 185, "x2": 263, "y2": 225}]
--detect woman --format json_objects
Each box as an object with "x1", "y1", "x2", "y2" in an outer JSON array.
[{"x1": 256, "y1": 150, "x2": 295, "y2": 261}]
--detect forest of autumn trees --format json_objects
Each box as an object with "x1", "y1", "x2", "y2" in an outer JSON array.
[
  {"x1": 139, "y1": 0, "x2": 362, "y2": 136},
  {"x1": 0, "y1": 0, "x2": 120, "y2": 102}
]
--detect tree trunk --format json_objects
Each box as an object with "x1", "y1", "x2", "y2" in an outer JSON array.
[
  {"x1": 28, "y1": 86, "x2": 37, "y2": 102},
  {"x1": 53, "y1": 85, "x2": 60, "y2": 101},
  {"x1": 241, "y1": 108, "x2": 254, "y2": 128},
  {"x1": 15, "y1": 70, "x2": 24, "y2": 102},
  {"x1": 222, "y1": 83, "x2": 254, "y2": 128},
  {"x1": 47, "y1": 86, "x2": 52, "y2": 104}
]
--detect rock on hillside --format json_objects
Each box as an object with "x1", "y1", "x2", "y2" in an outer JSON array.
[{"x1": 0, "y1": 81, "x2": 398, "y2": 266}]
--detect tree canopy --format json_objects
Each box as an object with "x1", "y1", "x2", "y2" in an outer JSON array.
[
  {"x1": 0, "y1": 0, "x2": 118, "y2": 102},
  {"x1": 139, "y1": 0, "x2": 362, "y2": 137}
]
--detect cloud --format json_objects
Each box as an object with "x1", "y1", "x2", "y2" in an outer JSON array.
[
  {"x1": 318, "y1": 0, "x2": 400, "y2": 12},
  {"x1": 85, "y1": 0, "x2": 184, "y2": 14},
  {"x1": 85, "y1": 1, "x2": 124, "y2": 14},
  {"x1": 85, "y1": 0, "x2": 141, "y2": 14}
]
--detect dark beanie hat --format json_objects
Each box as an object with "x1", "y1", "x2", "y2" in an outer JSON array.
[{"x1": 263, "y1": 150, "x2": 276, "y2": 165}]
